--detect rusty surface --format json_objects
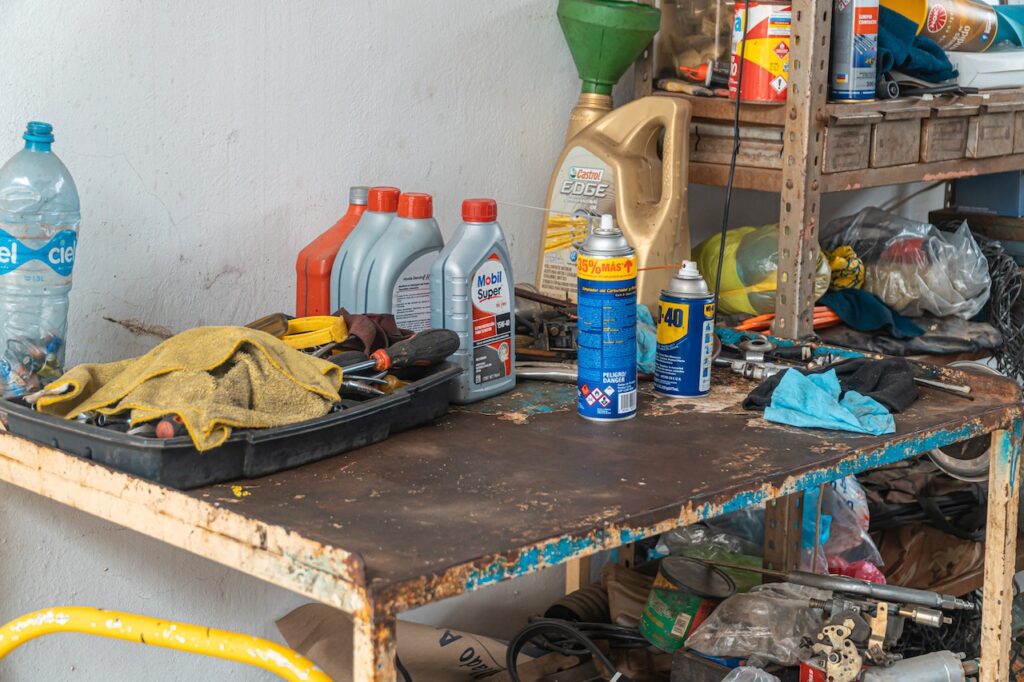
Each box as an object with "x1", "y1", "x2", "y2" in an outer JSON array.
[
  {"x1": 822, "y1": 152, "x2": 1024, "y2": 192},
  {"x1": 967, "y1": 112, "x2": 1016, "y2": 160},
  {"x1": 770, "y1": 0, "x2": 831, "y2": 340},
  {"x1": 186, "y1": 364, "x2": 1021, "y2": 613},
  {"x1": 870, "y1": 119, "x2": 921, "y2": 169},
  {"x1": 823, "y1": 125, "x2": 871, "y2": 174},
  {"x1": 920, "y1": 117, "x2": 969, "y2": 163}
]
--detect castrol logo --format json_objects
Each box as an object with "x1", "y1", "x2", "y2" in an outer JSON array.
[{"x1": 926, "y1": 5, "x2": 947, "y2": 33}]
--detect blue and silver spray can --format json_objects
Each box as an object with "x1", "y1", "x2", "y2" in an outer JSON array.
[
  {"x1": 654, "y1": 261, "x2": 715, "y2": 397},
  {"x1": 577, "y1": 214, "x2": 638, "y2": 421}
]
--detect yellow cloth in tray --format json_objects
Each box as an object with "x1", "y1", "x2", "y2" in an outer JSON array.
[{"x1": 36, "y1": 326, "x2": 344, "y2": 451}]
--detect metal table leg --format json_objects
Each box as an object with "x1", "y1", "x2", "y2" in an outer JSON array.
[
  {"x1": 980, "y1": 427, "x2": 1022, "y2": 682},
  {"x1": 353, "y1": 607, "x2": 397, "y2": 682}
]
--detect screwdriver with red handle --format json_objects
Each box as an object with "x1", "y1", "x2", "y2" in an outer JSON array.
[{"x1": 333, "y1": 329, "x2": 460, "y2": 375}]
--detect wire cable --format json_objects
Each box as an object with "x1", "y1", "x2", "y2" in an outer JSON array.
[
  {"x1": 713, "y1": 1, "x2": 751, "y2": 317},
  {"x1": 395, "y1": 654, "x2": 413, "y2": 682},
  {"x1": 962, "y1": 233, "x2": 1024, "y2": 382},
  {"x1": 505, "y1": 618, "x2": 641, "y2": 682}
]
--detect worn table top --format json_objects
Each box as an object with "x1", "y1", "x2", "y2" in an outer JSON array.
[{"x1": 177, "y1": 366, "x2": 1021, "y2": 613}]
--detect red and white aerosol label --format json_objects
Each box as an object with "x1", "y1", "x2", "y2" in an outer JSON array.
[
  {"x1": 729, "y1": 1, "x2": 792, "y2": 103},
  {"x1": 799, "y1": 661, "x2": 828, "y2": 682},
  {"x1": 471, "y1": 255, "x2": 512, "y2": 385}
]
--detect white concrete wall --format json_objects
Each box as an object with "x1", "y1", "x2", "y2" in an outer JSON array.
[
  {"x1": 0, "y1": 1, "x2": 945, "y2": 680},
  {"x1": 0, "y1": 1, "x2": 596, "y2": 679}
]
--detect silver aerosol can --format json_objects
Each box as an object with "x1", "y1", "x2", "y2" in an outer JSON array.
[{"x1": 576, "y1": 214, "x2": 638, "y2": 421}]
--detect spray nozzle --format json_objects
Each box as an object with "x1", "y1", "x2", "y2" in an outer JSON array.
[{"x1": 677, "y1": 260, "x2": 702, "y2": 279}]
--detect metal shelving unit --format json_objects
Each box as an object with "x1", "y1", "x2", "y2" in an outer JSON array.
[{"x1": 634, "y1": 2, "x2": 1024, "y2": 339}]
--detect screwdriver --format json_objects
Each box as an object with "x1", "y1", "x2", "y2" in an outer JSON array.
[{"x1": 338, "y1": 329, "x2": 459, "y2": 375}]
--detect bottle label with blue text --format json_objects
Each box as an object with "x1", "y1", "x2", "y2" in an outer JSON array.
[
  {"x1": 654, "y1": 294, "x2": 715, "y2": 397},
  {"x1": 471, "y1": 255, "x2": 512, "y2": 384},
  {"x1": 540, "y1": 147, "x2": 617, "y2": 302},
  {"x1": 0, "y1": 229, "x2": 77, "y2": 277},
  {"x1": 577, "y1": 254, "x2": 638, "y2": 420}
]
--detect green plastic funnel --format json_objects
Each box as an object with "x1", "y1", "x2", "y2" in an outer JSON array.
[{"x1": 558, "y1": 0, "x2": 661, "y2": 96}]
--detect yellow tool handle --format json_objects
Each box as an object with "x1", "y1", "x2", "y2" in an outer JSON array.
[
  {"x1": 282, "y1": 316, "x2": 348, "y2": 349},
  {"x1": 0, "y1": 607, "x2": 331, "y2": 682}
]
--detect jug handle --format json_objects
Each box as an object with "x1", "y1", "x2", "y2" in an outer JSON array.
[{"x1": 590, "y1": 97, "x2": 692, "y2": 236}]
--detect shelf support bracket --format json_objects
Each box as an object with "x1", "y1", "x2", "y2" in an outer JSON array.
[{"x1": 772, "y1": 0, "x2": 831, "y2": 340}]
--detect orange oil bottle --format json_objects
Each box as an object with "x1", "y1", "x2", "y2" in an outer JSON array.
[{"x1": 295, "y1": 186, "x2": 369, "y2": 315}]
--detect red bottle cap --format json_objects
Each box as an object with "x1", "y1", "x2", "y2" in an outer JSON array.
[
  {"x1": 397, "y1": 193, "x2": 433, "y2": 219},
  {"x1": 368, "y1": 187, "x2": 400, "y2": 213},
  {"x1": 462, "y1": 198, "x2": 497, "y2": 223}
]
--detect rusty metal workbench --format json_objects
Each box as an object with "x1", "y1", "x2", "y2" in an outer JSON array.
[{"x1": 0, "y1": 365, "x2": 1020, "y2": 681}]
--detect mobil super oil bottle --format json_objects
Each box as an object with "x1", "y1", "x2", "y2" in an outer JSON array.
[
  {"x1": 577, "y1": 214, "x2": 637, "y2": 421},
  {"x1": 430, "y1": 198, "x2": 515, "y2": 404},
  {"x1": 0, "y1": 122, "x2": 79, "y2": 398},
  {"x1": 654, "y1": 261, "x2": 715, "y2": 398}
]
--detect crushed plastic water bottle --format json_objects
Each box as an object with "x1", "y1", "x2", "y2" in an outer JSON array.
[{"x1": 0, "y1": 122, "x2": 79, "y2": 397}]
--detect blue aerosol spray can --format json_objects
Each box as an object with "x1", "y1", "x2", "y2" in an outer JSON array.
[
  {"x1": 654, "y1": 261, "x2": 715, "y2": 397},
  {"x1": 577, "y1": 214, "x2": 638, "y2": 421}
]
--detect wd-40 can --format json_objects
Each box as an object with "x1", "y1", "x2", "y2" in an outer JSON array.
[
  {"x1": 829, "y1": 0, "x2": 878, "y2": 101},
  {"x1": 654, "y1": 261, "x2": 715, "y2": 398},
  {"x1": 577, "y1": 214, "x2": 638, "y2": 422}
]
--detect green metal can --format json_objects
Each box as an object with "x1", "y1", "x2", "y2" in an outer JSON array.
[{"x1": 638, "y1": 557, "x2": 736, "y2": 653}]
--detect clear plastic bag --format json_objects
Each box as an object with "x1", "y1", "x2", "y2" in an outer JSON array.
[
  {"x1": 657, "y1": 524, "x2": 764, "y2": 593},
  {"x1": 686, "y1": 582, "x2": 828, "y2": 666},
  {"x1": 694, "y1": 224, "x2": 831, "y2": 316},
  {"x1": 820, "y1": 208, "x2": 990, "y2": 319},
  {"x1": 822, "y1": 476, "x2": 883, "y2": 567},
  {"x1": 722, "y1": 668, "x2": 781, "y2": 682}
]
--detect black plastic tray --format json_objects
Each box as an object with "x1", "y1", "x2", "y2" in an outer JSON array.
[{"x1": 0, "y1": 363, "x2": 461, "y2": 490}]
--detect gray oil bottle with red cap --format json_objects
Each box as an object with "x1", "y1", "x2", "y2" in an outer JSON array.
[{"x1": 430, "y1": 199, "x2": 515, "y2": 403}]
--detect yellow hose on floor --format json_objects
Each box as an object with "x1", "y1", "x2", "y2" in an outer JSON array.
[{"x1": 0, "y1": 607, "x2": 331, "y2": 682}]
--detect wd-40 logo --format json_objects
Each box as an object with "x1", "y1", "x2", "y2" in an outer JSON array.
[
  {"x1": 0, "y1": 229, "x2": 77, "y2": 277},
  {"x1": 562, "y1": 165, "x2": 609, "y2": 199}
]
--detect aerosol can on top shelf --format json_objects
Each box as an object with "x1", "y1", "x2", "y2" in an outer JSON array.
[
  {"x1": 296, "y1": 185, "x2": 368, "y2": 316},
  {"x1": 431, "y1": 199, "x2": 515, "y2": 404},
  {"x1": 330, "y1": 186, "x2": 400, "y2": 313},
  {"x1": 536, "y1": 95, "x2": 692, "y2": 310},
  {"x1": 358, "y1": 192, "x2": 444, "y2": 332}
]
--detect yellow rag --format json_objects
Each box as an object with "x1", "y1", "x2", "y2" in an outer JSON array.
[{"x1": 36, "y1": 326, "x2": 344, "y2": 451}]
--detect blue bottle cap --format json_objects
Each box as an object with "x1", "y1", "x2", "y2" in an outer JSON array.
[{"x1": 23, "y1": 121, "x2": 54, "y2": 144}]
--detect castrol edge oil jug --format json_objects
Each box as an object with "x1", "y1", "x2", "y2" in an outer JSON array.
[{"x1": 536, "y1": 96, "x2": 691, "y2": 309}]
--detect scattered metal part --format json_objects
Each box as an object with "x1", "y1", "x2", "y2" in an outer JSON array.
[
  {"x1": 713, "y1": 356, "x2": 785, "y2": 381},
  {"x1": 812, "y1": 622, "x2": 863, "y2": 682},
  {"x1": 928, "y1": 361, "x2": 1003, "y2": 481},
  {"x1": 126, "y1": 423, "x2": 157, "y2": 437},
  {"x1": 860, "y1": 650, "x2": 970, "y2": 681},
  {"x1": 514, "y1": 285, "x2": 575, "y2": 311},
  {"x1": 738, "y1": 336, "x2": 775, "y2": 354},
  {"x1": 914, "y1": 376, "x2": 973, "y2": 399},
  {"x1": 516, "y1": 362, "x2": 577, "y2": 383},
  {"x1": 338, "y1": 380, "x2": 385, "y2": 399},
  {"x1": 312, "y1": 342, "x2": 340, "y2": 358},
  {"x1": 95, "y1": 413, "x2": 130, "y2": 427}
]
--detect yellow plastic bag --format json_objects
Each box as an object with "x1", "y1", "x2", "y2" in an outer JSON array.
[{"x1": 694, "y1": 224, "x2": 831, "y2": 316}]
